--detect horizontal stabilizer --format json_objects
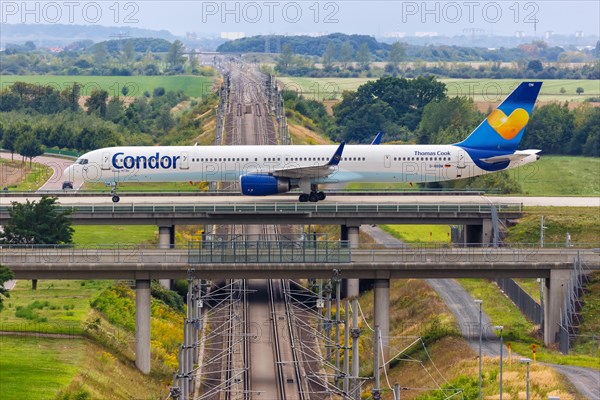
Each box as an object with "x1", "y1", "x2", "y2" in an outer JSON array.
[{"x1": 480, "y1": 149, "x2": 541, "y2": 164}]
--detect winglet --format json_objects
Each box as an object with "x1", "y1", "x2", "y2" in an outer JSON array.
[
  {"x1": 371, "y1": 131, "x2": 383, "y2": 145},
  {"x1": 327, "y1": 142, "x2": 345, "y2": 166}
]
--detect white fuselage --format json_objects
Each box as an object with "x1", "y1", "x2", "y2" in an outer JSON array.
[{"x1": 66, "y1": 144, "x2": 537, "y2": 186}]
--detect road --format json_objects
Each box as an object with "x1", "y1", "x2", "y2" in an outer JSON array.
[
  {"x1": 0, "y1": 152, "x2": 84, "y2": 191},
  {"x1": 2, "y1": 193, "x2": 598, "y2": 208},
  {"x1": 365, "y1": 224, "x2": 600, "y2": 399}
]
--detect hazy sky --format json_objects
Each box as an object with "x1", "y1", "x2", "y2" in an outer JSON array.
[{"x1": 2, "y1": 1, "x2": 599, "y2": 37}]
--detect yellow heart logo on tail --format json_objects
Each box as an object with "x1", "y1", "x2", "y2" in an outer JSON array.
[{"x1": 487, "y1": 108, "x2": 530, "y2": 140}]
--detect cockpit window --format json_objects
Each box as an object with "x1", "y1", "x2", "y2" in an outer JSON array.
[{"x1": 76, "y1": 158, "x2": 89, "y2": 165}]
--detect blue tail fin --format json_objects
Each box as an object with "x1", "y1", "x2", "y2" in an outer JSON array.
[{"x1": 456, "y1": 82, "x2": 542, "y2": 152}]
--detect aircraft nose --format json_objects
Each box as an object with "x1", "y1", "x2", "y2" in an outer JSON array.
[{"x1": 64, "y1": 164, "x2": 77, "y2": 181}]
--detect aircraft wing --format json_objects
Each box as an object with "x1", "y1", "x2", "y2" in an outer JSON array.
[
  {"x1": 480, "y1": 149, "x2": 541, "y2": 164},
  {"x1": 271, "y1": 142, "x2": 345, "y2": 179}
]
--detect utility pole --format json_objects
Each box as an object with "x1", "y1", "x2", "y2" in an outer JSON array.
[
  {"x1": 325, "y1": 280, "x2": 332, "y2": 360},
  {"x1": 540, "y1": 216, "x2": 546, "y2": 247},
  {"x1": 334, "y1": 271, "x2": 341, "y2": 385},
  {"x1": 343, "y1": 299, "x2": 350, "y2": 395},
  {"x1": 351, "y1": 296, "x2": 361, "y2": 400}
]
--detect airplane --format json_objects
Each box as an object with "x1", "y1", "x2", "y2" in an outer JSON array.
[{"x1": 65, "y1": 82, "x2": 542, "y2": 203}]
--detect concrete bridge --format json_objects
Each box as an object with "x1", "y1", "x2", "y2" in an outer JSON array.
[{"x1": 2, "y1": 245, "x2": 598, "y2": 374}]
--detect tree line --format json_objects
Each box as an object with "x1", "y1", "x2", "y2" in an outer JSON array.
[
  {"x1": 220, "y1": 33, "x2": 599, "y2": 63},
  {"x1": 1, "y1": 38, "x2": 215, "y2": 77},
  {"x1": 0, "y1": 82, "x2": 216, "y2": 158},
  {"x1": 284, "y1": 75, "x2": 599, "y2": 159}
]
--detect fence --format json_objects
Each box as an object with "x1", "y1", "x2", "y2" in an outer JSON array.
[
  {"x1": 495, "y1": 278, "x2": 542, "y2": 325},
  {"x1": 188, "y1": 239, "x2": 351, "y2": 264}
]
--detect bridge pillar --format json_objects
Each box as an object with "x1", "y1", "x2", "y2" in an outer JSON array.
[
  {"x1": 158, "y1": 225, "x2": 175, "y2": 289},
  {"x1": 544, "y1": 269, "x2": 570, "y2": 345},
  {"x1": 482, "y1": 219, "x2": 493, "y2": 245},
  {"x1": 373, "y1": 279, "x2": 390, "y2": 361},
  {"x1": 135, "y1": 279, "x2": 151, "y2": 374},
  {"x1": 346, "y1": 226, "x2": 360, "y2": 297}
]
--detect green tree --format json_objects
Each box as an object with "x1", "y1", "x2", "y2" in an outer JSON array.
[
  {"x1": 166, "y1": 40, "x2": 185, "y2": 69},
  {"x1": 0, "y1": 197, "x2": 73, "y2": 245},
  {"x1": 85, "y1": 89, "x2": 109, "y2": 117},
  {"x1": 106, "y1": 97, "x2": 124, "y2": 123},
  {"x1": 339, "y1": 42, "x2": 353, "y2": 67},
  {"x1": 418, "y1": 97, "x2": 483, "y2": 144},
  {"x1": 334, "y1": 76, "x2": 447, "y2": 139},
  {"x1": 188, "y1": 49, "x2": 198, "y2": 71},
  {"x1": 1, "y1": 125, "x2": 18, "y2": 160},
  {"x1": 339, "y1": 99, "x2": 398, "y2": 143},
  {"x1": 277, "y1": 44, "x2": 294, "y2": 71},
  {"x1": 0, "y1": 265, "x2": 14, "y2": 312},
  {"x1": 527, "y1": 59, "x2": 543, "y2": 72},
  {"x1": 577, "y1": 108, "x2": 600, "y2": 156},
  {"x1": 61, "y1": 83, "x2": 81, "y2": 112},
  {"x1": 15, "y1": 131, "x2": 44, "y2": 167},
  {"x1": 356, "y1": 43, "x2": 371, "y2": 69},
  {"x1": 322, "y1": 42, "x2": 336, "y2": 68},
  {"x1": 123, "y1": 40, "x2": 135, "y2": 63},
  {"x1": 156, "y1": 108, "x2": 175, "y2": 134},
  {"x1": 576, "y1": 87, "x2": 584, "y2": 95},
  {"x1": 92, "y1": 42, "x2": 108, "y2": 66},
  {"x1": 389, "y1": 41, "x2": 406, "y2": 69},
  {"x1": 521, "y1": 103, "x2": 574, "y2": 154}
]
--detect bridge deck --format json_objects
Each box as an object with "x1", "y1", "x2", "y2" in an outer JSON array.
[{"x1": 3, "y1": 248, "x2": 598, "y2": 280}]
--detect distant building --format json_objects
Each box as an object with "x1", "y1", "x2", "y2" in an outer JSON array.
[
  {"x1": 414, "y1": 32, "x2": 438, "y2": 37},
  {"x1": 221, "y1": 32, "x2": 245, "y2": 40},
  {"x1": 383, "y1": 32, "x2": 407, "y2": 39}
]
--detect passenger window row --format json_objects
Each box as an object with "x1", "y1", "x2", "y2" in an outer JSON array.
[{"x1": 393, "y1": 156, "x2": 451, "y2": 161}]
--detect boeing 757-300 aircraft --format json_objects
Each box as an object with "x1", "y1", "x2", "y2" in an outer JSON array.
[{"x1": 65, "y1": 81, "x2": 542, "y2": 203}]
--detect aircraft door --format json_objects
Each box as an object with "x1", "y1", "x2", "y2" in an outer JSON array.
[
  {"x1": 180, "y1": 151, "x2": 189, "y2": 170},
  {"x1": 101, "y1": 152, "x2": 111, "y2": 170},
  {"x1": 457, "y1": 150, "x2": 466, "y2": 169},
  {"x1": 384, "y1": 154, "x2": 391, "y2": 168}
]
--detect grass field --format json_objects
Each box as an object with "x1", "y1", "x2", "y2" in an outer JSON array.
[
  {"x1": 459, "y1": 279, "x2": 600, "y2": 369},
  {"x1": 0, "y1": 280, "x2": 111, "y2": 334},
  {"x1": 0, "y1": 337, "x2": 86, "y2": 400},
  {"x1": 380, "y1": 224, "x2": 451, "y2": 243},
  {"x1": 507, "y1": 207, "x2": 600, "y2": 246},
  {"x1": 277, "y1": 77, "x2": 600, "y2": 102},
  {"x1": 73, "y1": 225, "x2": 158, "y2": 245},
  {"x1": 82, "y1": 180, "x2": 208, "y2": 192},
  {"x1": 0, "y1": 158, "x2": 53, "y2": 191},
  {"x1": 509, "y1": 156, "x2": 600, "y2": 196},
  {"x1": 0, "y1": 75, "x2": 214, "y2": 98}
]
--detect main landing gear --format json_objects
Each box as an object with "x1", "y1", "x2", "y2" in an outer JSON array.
[{"x1": 298, "y1": 184, "x2": 326, "y2": 202}]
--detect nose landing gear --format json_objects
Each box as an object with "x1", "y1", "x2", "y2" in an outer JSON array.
[{"x1": 109, "y1": 182, "x2": 120, "y2": 203}]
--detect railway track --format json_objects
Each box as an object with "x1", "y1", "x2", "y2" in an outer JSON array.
[{"x1": 198, "y1": 59, "x2": 316, "y2": 400}]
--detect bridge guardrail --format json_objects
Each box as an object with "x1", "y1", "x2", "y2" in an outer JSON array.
[
  {"x1": 188, "y1": 240, "x2": 351, "y2": 264},
  {"x1": 1, "y1": 244, "x2": 598, "y2": 265},
  {"x1": 0, "y1": 202, "x2": 523, "y2": 214}
]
